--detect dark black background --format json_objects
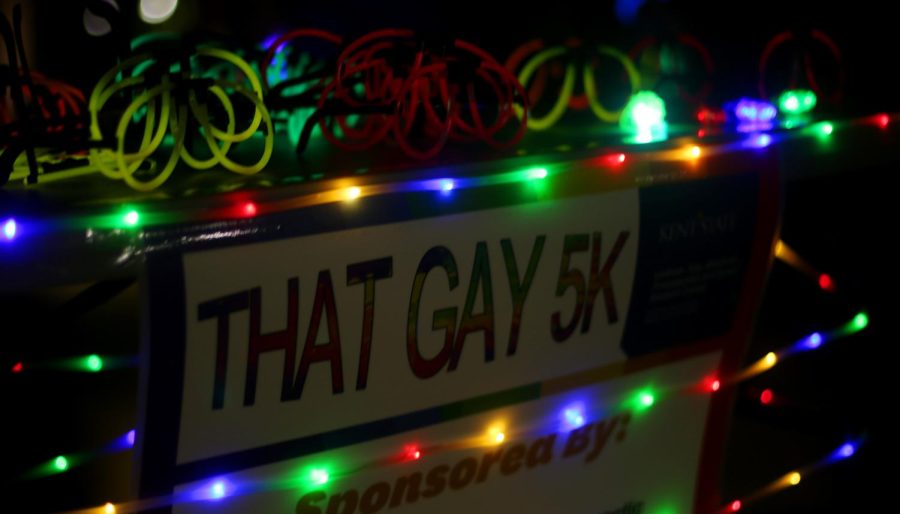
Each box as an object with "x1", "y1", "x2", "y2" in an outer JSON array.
[
  {"x1": 24, "y1": 0, "x2": 900, "y2": 116},
  {"x1": 2, "y1": 1, "x2": 897, "y2": 513}
]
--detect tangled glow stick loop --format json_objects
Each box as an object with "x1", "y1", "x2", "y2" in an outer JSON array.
[
  {"x1": 452, "y1": 39, "x2": 528, "y2": 149},
  {"x1": 514, "y1": 46, "x2": 574, "y2": 131},
  {"x1": 508, "y1": 41, "x2": 640, "y2": 130},
  {"x1": 89, "y1": 46, "x2": 273, "y2": 190},
  {"x1": 392, "y1": 62, "x2": 454, "y2": 160},
  {"x1": 114, "y1": 81, "x2": 184, "y2": 191},
  {"x1": 181, "y1": 86, "x2": 235, "y2": 170},
  {"x1": 583, "y1": 46, "x2": 641, "y2": 122},
  {"x1": 193, "y1": 82, "x2": 274, "y2": 175},
  {"x1": 312, "y1": 30, "x2": 411, "y2": 152}
]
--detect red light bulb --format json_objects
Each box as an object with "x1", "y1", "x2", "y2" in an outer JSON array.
[
  {"x1": 403, "y1": 445, "x2": 421, "y2": 461},
  {"x1": 877, "y1": 114, "x2": 889, "y2": 129},
  {"x1": 818, "y1": 273, "x2": 835, "y2": 292},
  {"x1": 12, "y1": 362, "x2": 23, "y2": 373},
  {"x1": 242, "y1": 202, "x2": 258, "y2": 217},
  {"x1": 608, "y1": 153, "x2": 626, "y2": 166},
  {"x1": 711, "y1": 379, "x2": 721, "y2": 392},
  {"x1": 729, "y1": 500, "x2": 742, "y2": 512},
  {"x1": 760, "y1": 389, "x2": 773, "y2": 405},
  {"x1": 598, "y1": 153, "x2": 627, "y2": 168}
]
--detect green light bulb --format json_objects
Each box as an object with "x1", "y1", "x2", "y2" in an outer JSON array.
[
  {"x1": 778, "y1": 89, "x2": 817, "y2": 115},
  {"x1": 527, "y1": 168, "x2": 548, "y2": 180},
  {"x1": 310, "y1": 468, "x2": 329, "y2": 485},
  {"x1": 784, "y1": 96, "x2": 799, "y2": 112},
  {"x1": 620, "y1": 91, "x2": 667, "y2": 144},
  {"x1": 54, "y1": 456, "x2": 69, "y2": 471},
  {"x1": 631, "y1": 388, "x2": 656, "y2": 411},
  {"x1": 633, "y1": 103, "x2": 663, "y2": 126},
  {"x1": 86, "y1": 354, "x2": 103, "y2": 372},
  {"x1": 852, "y1": 312, "x2": 869, "y2": 331},
  {"x1": 123, "y1": 210, "x2": 139, "y2": 227},
  {"x1": 819, "y1": 122, "x2": 834, "y2": 135}
]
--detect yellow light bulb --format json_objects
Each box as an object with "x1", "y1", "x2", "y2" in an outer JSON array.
[
  {"x1": 487, "y1": 425, "x2": 506, "y2": 445},
  {"x1": 103, "y1": 503, "x2": 116, "y2": 514},
  {"x1": 345, "y1": 187, "x2": 362, "y2": 201},
  {"x1": 763, "y1": 352, "x2": 777, "y2": 368},
  {"x1": 788, "y1": 472, "x2": 801, "y2": 485}
]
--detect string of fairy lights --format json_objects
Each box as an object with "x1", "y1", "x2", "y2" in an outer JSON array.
[
  {"x1": 714, "y1": 239, "x2": 870, "y2": 513},
  {"x1": 9, "y1": 293, "x2": 869, "y2": 514},
  {"x1": 9, "y1": 354, "x2": 140, "y2": 375},
  {"x1": 1, "y1": 109, "x2": 893, "y2": 249}
]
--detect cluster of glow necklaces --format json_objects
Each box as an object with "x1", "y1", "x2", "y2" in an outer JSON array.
[
  {"x1": 0, "y1": 26, "x2": 847, "y2": 189},
  {"x1": 506, "y1": 40, "x2": 641, "y2": 129},
  {"x1": 21, "y1": 310, "x2": 868, "y2": 514},
  {"x1": 86, "y1": 47, "x2": 274, "y2": 191},
  {"x1": 308, "y1": 29, "x2": 527, "y2": 158},
  {"x1": 0, "y1": 110, "x2": 893, "y2": 245}
]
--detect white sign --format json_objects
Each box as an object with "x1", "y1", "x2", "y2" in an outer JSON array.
[
  {"x1": 180, "y1": 190, "x2": 638, "y2": 463},
  {"x1": 140, "y1": 168, "x2": 774, "y2": 513}
]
